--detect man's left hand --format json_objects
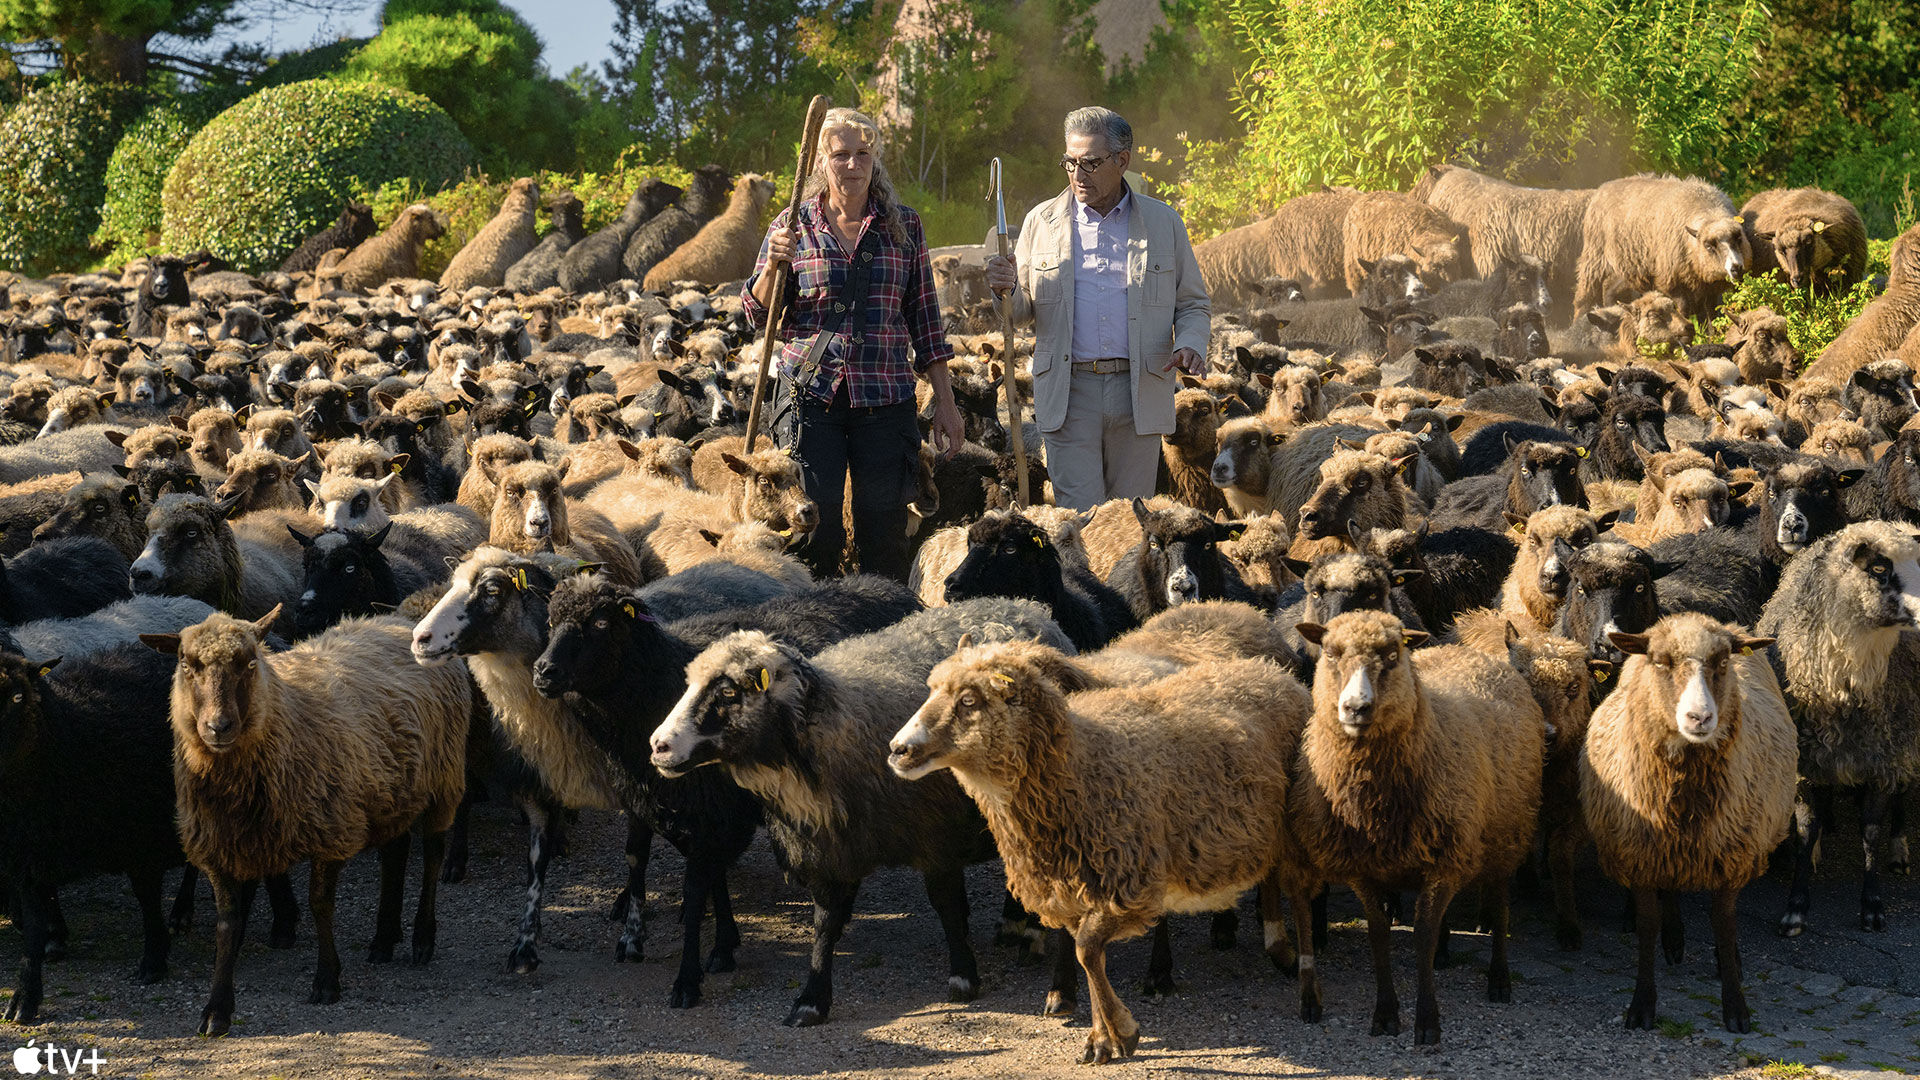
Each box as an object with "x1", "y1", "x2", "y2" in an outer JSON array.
[
  {"x1": 1165, "y1": 347, "x2": 1207, "y2": 377},
  {"x1": 931, "y1": 393, "x2": 966, "y2": 462}
]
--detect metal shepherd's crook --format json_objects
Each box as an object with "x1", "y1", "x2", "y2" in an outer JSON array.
[
  {"x1": 989, "y1": 157, "x2": 1030, "y2": 507},
  {"x1": 744, "y1": 93, "x2": 831, "y2": 453}
]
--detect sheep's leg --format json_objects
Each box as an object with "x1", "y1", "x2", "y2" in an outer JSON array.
[
  {"x1": 509, "y1": 800, "x2": 555, "y2": 974},
  {"x1": 39, "y1": 884, "x2": 66, "y2": 962},
  {"x1": 1860, "y1": 783, "x2": 1891, "y2": 931},
  {"x1": 1311, "y1": 886, "x2": 1329, "y2": 949},
  {"x1": 169, "y1": 865, "x2": 197, "y2": 935},
  {"x1": 1659, "y1": 889, "x2": 1684, "y2": 963},
  {"x1": 130, "y1": 866, "x2": 171, "y2": 985},
  {"x1": 707, "y1": 867, "x2": 741, "y2": 973},
  {"x1": 1484, "y1": 877, "x2": 1512, "y2": 1003},
  {"x1": 1711, "y1": 886, "x2": 1751, "y2": 1033},
  {"x1": 5, "y1": 880, "x2": 48, "y2": 1023},
  {"x1": 1357, "y1": 882, "x2": 1399, "y2": 1037},
  {"x1": 307, "y1": 859, "x2": 344, "y2": 1005},
  {"x1": 1889, "y1": 785, "x2": 1910, "y2": 875},
  {"x1": 412, "y1": 829, "x2": 445, "y2": 964},
  {"x1": 1044, "y1": 927, "x2": 1077, "y2": 1016},
  {"x1": 441, "y1": 789, "x2": 474, "y2": 884},
  {"x1": 1287, "y1": 883, "x2": 1323, "y2": 1023},
  {"x1": 1412, "y1": 878, "x2": 1459, "y2": 1045},
  {"x1": 1779, "y1": 783, "x2": 1828, "y2": 936},
  {"x1": 996, "y1": 890, "x2": 1044, "y2": 957},
  {"x1": 668, "y1": 859, "x2": 714, "y2": 1008},
  {"x1": 198, "y1": 873, "x2": 255, "y2": 1036},
  {"x1": 615, "y1": 816, "x2": 653, "y2": 961},
  {"x1": 264, "y1": 872, "x2": 299, "y2": 949},
  {"x1": 1141, "y1": 918, "x2": 1175, "y2": 998},
  {"x1": 368, "y1": 832, "x2": 409, "y2": 963},
  {"x1": 923, "y1": 864, "x2": 980, "y2": 1003},
  {"x1": 1211, "y1": 905, "x2": 1240, "y2": 950},
  {"x1": 1625, "y1": 885, "x2": 1661, "y2": 1029},
  {"x1": 785, "y1": 880, "x2": 857, "y2": 1027},
  {"x1": 1549, "y1": 822, "x2": 1582, "y2": 950},
  {"x1": 1075, "y1": 911, "x2": 1139, "y2": 1064},
  {"x1": 1257, "y1": 874, "x2": 1296, "y2": 974}
]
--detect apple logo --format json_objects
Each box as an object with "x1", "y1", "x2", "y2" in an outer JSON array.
[{"x1": 11, "y1": 1041, "x2": 42, "y2": 1076}]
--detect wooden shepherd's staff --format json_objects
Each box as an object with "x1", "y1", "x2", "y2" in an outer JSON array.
[
  {"x1": 989, "y1": 157, "x2": 1030, "y2": 507},
  {"x1": 744, "y1": 93, "x2": 831, "y2": 453}
]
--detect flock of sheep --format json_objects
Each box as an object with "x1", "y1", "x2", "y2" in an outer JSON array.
[{"x1": 0, "y1": 158, "x2": 1915, "y2": 1066}]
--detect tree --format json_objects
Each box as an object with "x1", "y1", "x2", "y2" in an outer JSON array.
[{"x1": 0, "y1": 0, "x2": 238, "y2": 82}]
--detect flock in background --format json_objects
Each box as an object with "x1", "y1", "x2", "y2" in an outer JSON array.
[{"x1": 0, "y1": 152, "x2": 1915, "y2": 1065}]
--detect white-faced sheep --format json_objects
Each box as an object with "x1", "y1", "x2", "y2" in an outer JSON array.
[
  {"x1": 145, "y1": 606, "x2": 469, "y2": 1035},
  {"x1": 1413, "y1": 164, "x2": 1593, "y2": 324},
  {"x1": 1574, "y1": 175, "x2": 1750, "y2": 321},
  {"x1": 1290, "y1": 610, "x2": 1543, "y2": 1044},
  {"x1": 889, "y1": 642, "x2": 1313, "y2": 1064},
  {"x1": 1581, "y1": 613, "x2": 1794, "y2": 1032},
  {"x1": 311, "y1": 473, "x2": 489, "y2": 579}
]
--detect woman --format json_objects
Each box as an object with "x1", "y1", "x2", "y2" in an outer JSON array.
[{"x1": 744, "y1": 108, "x2": 965, "y2": 581}]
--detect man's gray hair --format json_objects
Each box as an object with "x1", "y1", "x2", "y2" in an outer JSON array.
[{"x1": 1063, "y1": 106, "x2": 1132, "y2": 155}]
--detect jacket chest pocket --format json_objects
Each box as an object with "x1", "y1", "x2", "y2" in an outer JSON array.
[
  {"x1": 1032, "y1": 254, "x2": 1064, "y2": 305},
  {"x1": 1143, "y1": 256, "x2": 1173, "y2": 308}
]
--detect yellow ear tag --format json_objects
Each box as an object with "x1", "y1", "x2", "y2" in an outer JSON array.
[
  {"x1": 1574, "y1": 446, "x2": 1589, "y2": 458},
  {"x1": 391, "y1": 461, "x2": 404, "y2": 474},
  {"x1": 37, "y1": 665, "x2": 54, "y2": 678},
  {"x1": 621, "y1": 602, "x2": 637, "y2": 619},
  {"x1": 757, "y1": 668, "x2": 770, "y2": 691},
  {"x1": 1594, "y1": 669, "x2": 1609, "y2": 683},
  {"x1": 990, "y1": 673, "x2": 1013, "y2": 687},
  {"x1": 1032, "y1": 535, "x2": 1044, "y2": 548},
  {"x1": 510, "y1": 568, "x2": 528, "y2": 590},
  {"x1": 1740, "y1": 646, "x2": 1753, "y2": 655},
  {"x1": 1812, "y1": 220, "x2": 1826, "y2": 232}
]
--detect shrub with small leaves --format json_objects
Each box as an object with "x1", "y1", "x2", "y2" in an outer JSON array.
[
  {"x1": 0, "y1": 79, "x2": 139, "y2": 274},
  {"x1": 94, "y1": 86, "x2": 248, "y2": 264},
  {"x1": 1710, "y1": 238, "x2": 1892, "y2": 369},
  {"x1": 160, "y1": 79, "x2": 472, "y2": 273}
]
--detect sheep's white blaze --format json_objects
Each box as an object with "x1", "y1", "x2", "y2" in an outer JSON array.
[
  {"x1": 252, "y1": 431, "x2": 273, "y2": 451},
  {"x1": 1210, "y1": 454, "x2": 1238, "y2": 488},
  {"x1": 1674, "y1": 661, "x2": 1719, "y2": 742},
  {"x1": 651, "y1": 683, "x2": 705, "y2": 771},
  {"x1": 1893, "y1": 558, "x2": 1920, "y2": 626},
  {"x1": 411, "y1": 572, "x2": 473, "y2": 663},
  {"x1": 522, "y1": 493, "x2": 551, "y2": 539},
  {"x1": 37, "y1": 408, "x2": 69, "y2": 437},
  {"x1": 130, "y1": 535, "x2": 165, "y2": 584},
  {"x1": 1541, "y1": 551, "x2": 1564, "y2": 582},
  {"x1": 1337, "y1": 667, "x2": 1374, "y2": 730},
  {"x1": 887, "y1": 704, "x2": 940, "y2": 780},
  {"x1": 1723, "y1": 246, "x2": 1744, "y2": 281},
  {"x1": 319, "y1": 499, "x2": 356, "y2": 532},
  {"x1": 1165, "y1": 565, "x2": 1198, "y2": 606}
]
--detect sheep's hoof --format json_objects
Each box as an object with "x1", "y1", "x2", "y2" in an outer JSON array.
[
  {"x1": 1777, "y1": 911, "x2": 1806, "y2": 937},
  {"x1": 1079, "y1": 1030, "x2": 1137, "y2": 1064},
  {"x1": 1414, "y1": 1020, "x2": 1441, "y2": 1046},
  {"x1": 134, "y1": 960, "x2": 167, "y2": 985},
  {"x1": 1663, "y1": 939, "x2": 1684, "y2": 965},
  {"x1": 1140, "y1": 972, "x2": 1175, "y2": 999},
  {"x1": 439, "y1": 860, "x2": 467, "y2": 885},
  {"x1": 197, "y1": 1007, "x2": 230, "y2": 1037},
  {"x1": 1044, "y1": 990, "x2": 1074, "y2": 1017},
  {"x1": 994, "y1": 920, "x2": 1036, "y2": 948},
  {"x1": 308, "y1": 981, "x2": 340, "y2": 1006},
  {"x1": 1722, "y1": 997, "x2": 1752, "y2": 1034},
  {"x1": 366, "y1": 942, "x2": 396, "y2": 965},
  {"x1": 1861, "y1": 905, "x2": 1886, "y2": 932},
  {"x1": 168, "y1": 915, "x2": 193, "y2": 936},
  {"x1": 1624, "y1": 995, "x2": 1657, "y2": 1030},
  {"x1": 1556, "y1": 920, "x2": 1582, "y2": 952},
  {"x1": 1210, "y1": 910, "x2": 1239, "y2": 950},
  {"x1": 268, "y1": 926, "x2": 296, "y2": 950},
  {"x1": 608, "y1": 890, "x2": 631, "y2": 923},
  {"x1": 1487, "y1": 967, "x2": 1512, "y2": 1003},
  {"x1": 411, "y1": 940, "x2": 436, "y2": 965},
  {"x1": 1370, "y1": 1005, "x2": 1399, "y2": 1037},
  {"x1": 669, "y1": 979, "x2": 701, "y2": 1009},
  {"x1": 782, "y1": 1002, "x2": 827, "y2": 1027},
  {"x1": 40, "y1": 940, "x2": 65, "y2": 963},
  {"x1": 4, "y1": 993, "x2": 35, "y2": 1023},
  {"x1": 948, "y1": 975, "x2": 979, "y2": 1003},
  {"x1": 507, "y1": 944, "x2": 540, "y2": 975},
  {"x1": 1300, "y1": 995, "x2": 1323, "y2": 1024},
  {"x1": 705, "y1": 950, "x2": 736, "y2": 974},
  {"x1": 615, "y1": 937, "x2": 643, "y2": 963}
]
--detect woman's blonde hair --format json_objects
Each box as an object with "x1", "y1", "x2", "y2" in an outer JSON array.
[{"x1": 803, "y1": 107, "x2": 910, "y2": 246}]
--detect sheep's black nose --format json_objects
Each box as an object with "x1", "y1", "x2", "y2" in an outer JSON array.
[{"x1": 130, "y1": 567, "x2": 155, "y2": 588}]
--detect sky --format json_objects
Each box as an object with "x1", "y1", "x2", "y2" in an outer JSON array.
[{"x1": 231, "y1": 0, "x2": 620, "y2": 80}]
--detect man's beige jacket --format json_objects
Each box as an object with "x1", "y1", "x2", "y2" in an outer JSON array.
[{"x1": 1006, "y1": 185, "x2": 1212, "y2": 435}]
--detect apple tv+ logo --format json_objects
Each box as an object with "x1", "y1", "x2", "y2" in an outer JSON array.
[{"x1": 11, "y1": 1041, "x2": 102, "y2": 1076}]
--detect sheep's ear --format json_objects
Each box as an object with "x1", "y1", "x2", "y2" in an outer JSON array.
[
  {"x1": 97, "y1": 392, "x2": 115, "y2": 408},
  {"x1": 1606, "y1": 631, "x2": 1649, "y2": 655},
  {"x1": 105, "y1": 429, "x2": 128, "y2": 447},
  {"x1": 1766, "y1": 378, "x2": 1791, "y2": 400},
  {"x1": 252, "y1": 604, "x2": 282, "y2": 636},
  {"x1": 698, "y1": 528, "x2": 723, "y2": 546},
  {"x1": 1588, "y1": 658, "x2": 1614, "y2": 682},
  {"x1": 111, "y1": 462, "x2": 133, "y2": 479},
  {"x1": 1503, "y1": 620, "x2": 1521, "y2": 646},
  {"x1": 616, "y1": 438, "x2": 642, "y2": 461},
  {"x1": 368, "y1": 521, "x2": 393, "y2": 549},
  {"x1": 1357, "y1": 391, "x2": 1377, "y2": 406},
  {"x1": 234, "y1": 403, "x2": 255, "y2": 422},
  {"x1": 1445, "y1": 413, "x2": 1465, "y2": 432},
  {"x1": 388, "y1": 452, "x2": 411, "y2": 474},
  {"x1": 1503, "y1": 510, "x2": 1527, "y2": 532},
  {"x1": 139, "y1": 633, "x2": 180, "y2": 655},
  {"x1": 1633, "y1": 442, "x2": 1653, "y2": 465},
  {"x1": 1282, "y1": 556, "x2": 1313, "y2": 578},
  {"x1": 1728, "y1": 479, "x2": 1755, "y2": 499},
  {"x1": 1400, "y1": 629, "x2": 1429, "y2": 647},
  {"x1": 120, "y1": 483, "x2": 140, "y2": 507},
  {"x1": 1390, "y1": 453, "x2": 1417, "y2": 475},
  {"x1": 1594, "y1": 509, "x2": 1621, "y2": 532},
  {"x1": 1412, "y1": 348, "x2": 1434, "y2": 365},
  {"x1": 287, "y1": 525, "x2": 314, "y2": 547},
  {"x1": 1294, "y1": 621, "x2": 1327, "y2": 646},
  {"x1": 1595, "y1": 366, "x2": 1616, "y2": 387},
  {"x1": 1734, "y1": 635, "x2": 1774, "y2": 655},
  {"x1": 956, "y1": 631, "x2": 976, "y2": 651},
  {"x1": 1650, "y1": 559, "x2": 1683, "y2": 579},
  {"x1": 1539, "y1": 397, "x2": 1561, "y2": 421},
  {"x1": 214, "y1": 490, "x2": 245, "y2": 519},
  {"x1": 375, "y1": 391, "x2": 397, "y2": 411},
  {"x1": 170, "y1": 413, "x2": 191, "y2": 431},
  {"x1": 1336, "y1": 436, "x2": 1365, "y2": 452},
  {"x1": 303, "y1": 478, "x2": 321, "y2": 497},
  {"x1": 1390, "y1": 569, "x2": 1424, "y2": 587},
  {"x1": 722, "y1": 452, "x2": 753, "y2": 476},
  {"x1": 1837, "y1": 468, "x2": 1866, "y2": 488},
  {"x1": 1503, "y1": 432, "x2": 1518, "y2": 456}
]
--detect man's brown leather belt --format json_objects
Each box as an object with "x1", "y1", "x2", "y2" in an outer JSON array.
[{"x1": 1071, "y1": 357, "x2": 1130, "y2": 374}]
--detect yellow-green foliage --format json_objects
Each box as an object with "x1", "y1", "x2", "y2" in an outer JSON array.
[
  {"x1": 161, "y1": 79, "x2": 472, "y2": 273},
  {"x1": 1711, "y1": 237, "x2": 1894, "y2": 370},
  {"x1": 0, "y1": 79, "x2": 138, "y2": 274},
  {"x1": 94, "y1": 87, "x2": 245, "y2": 265}
]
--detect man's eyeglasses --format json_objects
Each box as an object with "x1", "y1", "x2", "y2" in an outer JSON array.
[{"x1": 1060, "y1": 155, "x2": 1112, "y2": 176}]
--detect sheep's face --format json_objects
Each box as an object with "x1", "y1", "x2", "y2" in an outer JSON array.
[
  {"x1": 1559, "y1": 542, "x2": 1667, "y2": 673},
  {"x1": 1783, "y1": 377, "x2": 1848, "y2": 433},
  {"x1": 2, "y1": 377, "x2": 54, "y2": 425},
  {"x1": 651, "y1": 632, "x2": 801, "y2": 779},
  {"x1": 323, "y1": 437, "x2": 399, "y2": 483},
  {"x1": 465, "y1": 398, "x2": 533, "y2": 443},
  {"x1": 114, "y1": 428, "x2": 188, "y2": 473},
  {"x1": 1609, "y1": 614, "x2": 1767, "y2": 745},
  {"x1": 1655, "y1": 469, "x2": 1736, "y2": 535},
  {"x1": 247, "y1": 410, "x2": 307, "y2": 457},
  {"x1": 291, "y1": 527, "x2": 390, "y2": 638},
  {"x1": 1498, "y1": 306, "x2": 1550, "y2": 362},
  {"x1": 1687, "y1": 216, "x2": 1751, "y2": 283},
  {"x1": 1518, "y1": 506, "x2": 1604, "y2": 600},
  {"x1": 1409, "y1": 240, "x2": 1465, "y2": 288},
  {"x1": 1363, "y1": 254, "x2": 1428, "y2": 301},
  {"x1": 1297, "y1": 554, "x2": 1401, "y2": 651},
  {"x1": 294, "y1": 380, "x2": 353, "y2": 439},
  {"x1": 891, "y1": 647, "x2": 1045, "y2": 781},
  {"x1": 216, "y1": 449, "x2": 303, "y2": 512},
  {"x1": 723, "y1": 451, "x2": 818, "y2": 538},
  {"x1": 0, "y1": 654, "x2": 54, "y2": 763},
  {"x1": 710, "y1": 520, "x2": 791, "y2": 558},
  {"x1": 1219, "y1": 512, "x2": 1293, "y2": 588},
  {"x1": 470, "y1": 436, "x2": 537, "y2": 495},
  {"x1": 1844, "y1": 362, "x2": 1918, "y2": 437},
  {"x1": 34, "y1": 478, "x2": 141, "y2": 545},
  {"x1": 1801, "y1": 419, "x2": 1871, "y2": 465},
  {"x1": 188, "y1": 410, "x2": 243, "y2": 469},
  {"x1": 1762, "y1": 224, "x2": 1823, "y2": 288},
  {"x1": 658, "y1": 366, "x2": 739, "y2": 429},
  {"x1": 411, "y1": 548, "x2": 552, "y2": 663},
  {"x1": 618, "y1": 437, "x2": 695, "y2": 489},
  {"x1": 491, "y1": 460, "x2": 568, "y2": 547},
  {"x1": 542, "y1": 358, "x2": 599, "y2": 416},
  {"x1": 1168, "y1": 389, "x2": 1223, "y2": 456},
  {"x1": 1130, "y1": 500, "x2": 1235, "y2": 607},
  {"x1": 38, "y1": 387, "x2": 109, "y2": 436},
  {"x1": 1625, "y1": 293, "x2": 1691, "y2": 347},
  {"x1": 1506, "y1": 440, "x2": 1586, "y2": 512},
  {"x1": 1733, "y1": 316, "x2": 1794, "y2": 382},
  {"x1": 1264, "y1": 367, "x2": 1324, "y2": 428},
  {"x1": 1826, "y1": 525, "x2": 1920, "y2": 630},
  {"x1": 1300, "y1": 610, "x2": 1425, "y2": 737},
  {"x1": 1298, "y1": 450, "x2": 1402, "y2": 542},
  {"x1": 313, "y1": 474, "x2": 394, "y2": 533},
  {"x1": 132, "y1": 497, "x2": 227, "y2": 597},
  {"x1": 1714, "y1": 407, "x2": 1787, "y2": 446},
  {"x1": 945, "y1": 513, "x2": 1064, "y2": 607},
  {"x1": 1763, "y1": 461, "x2": 1860, "y2": 554},
  {"x1": 145, "y1": 257, "x2": 189, "y2": 305},
  {"x1": 533, "y1": 576, "x2": 646, "y2": 699},
  {"x1": 157, "y1": 611, "x2": 279, "y2": 754},
  {"x1": 1505, "y1": 631, "x2": 1598, "y2": 749},
  {"x1": 1210, "y1": 417, "x2": 1280, "y2": 493},
  {"x1": 215, "y1": 305, "x2": 268, "y2": 346},
  {"x1": 566, "y1": 395, "x2": 633, "y2": 442},
  {"x1": 114, "y1": 360, "x2": 170, "y2": 408}
]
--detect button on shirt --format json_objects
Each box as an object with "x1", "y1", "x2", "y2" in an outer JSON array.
[{"x1": 1070, "y1": 191, "x2": 1130, "y2": 361}]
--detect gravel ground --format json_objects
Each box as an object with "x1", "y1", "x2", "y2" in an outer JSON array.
[{"x1": 2, "y1": 795, "x2": 1911, "y2": 1080}]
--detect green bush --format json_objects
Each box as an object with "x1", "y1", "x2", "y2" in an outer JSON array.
[
  {"x1": 1711, "y1": 235, "x2": 1897, "y2": 371},
  {"x1": 256, "y1": 37, "x2": 373, "y2": 88},
  {"x1": 94, "y1": 86, "x2": 246, "y2": 264},
  {"x1": 337, "y1": 0, "x2": 581, "y2": 172},
  {"x1": 0, "y1": 79, "x2": 139, "y2": 274},
  {"x1": 363, "y1": 146, "x2": 691, "y2": 279},
  {"x1": 161, "y1": 79, "x2": 472, "y2": 273}
]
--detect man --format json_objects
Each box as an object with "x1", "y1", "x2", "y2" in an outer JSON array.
[{"x1": 984, "y1": 106, "x2": 1211, "y2": 510}]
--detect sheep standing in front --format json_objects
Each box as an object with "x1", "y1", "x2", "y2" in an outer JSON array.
[
  {"x1": 441, "y1": 178, "x2": 541, "y2": 292},
  {"x1": 1581, "y1": 613, "x2": 1794, "y2": 1032},
  {"x1": 648, "y1": 598, "x2": 1073, "y2": 1027},
  {"x1": 147, "y1": 607, "x2": 470, "y2": 1036},
  {"x1": 644, "y1": 173, "x2": 775, "y2": 289},
  {"x1": 1574, "y1": 175, "x2": 1750, "y2": 320},
  {"x1": 1290, "y1": 610, "x2": 1543, "y2": 1045},
  {"x1": 623, "y1": 165, "x2": 732, "y2": 282},
  {"x1": 1758, "y1": 521, "x2": 1920, "y2": 935},
  {"x1": 888, "y1": 642, "x2": 1313, "y2": 1064}
]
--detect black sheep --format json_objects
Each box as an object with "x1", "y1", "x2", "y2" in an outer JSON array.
[
  {"x1": 1362, "y1": 521, "x2": 1516, "y2": 639},
  {"x1": 1596, "y1": 362, "x2": 1676, "y2": 409},
  {"x1": 1555, "y1": 540, "x2": 1673, "y2": 677},
  {"x1": 0, "y1": 646, "x2": 183, "y2": 1023},
  {"x1": 1104, "y1": 498, "x2": 1254, "y2": 622},
  {"x1": 1389, "y1": 408, "x2": 1465, "y2": 481},
  {"x1": 944, "y1": 511, "x2": 1133, "y2": 650},
  {"x1": 1407, "y1": 342, "x2": 1492, "y2": 399},
  {"x1": 532, "y1": 573, "x2": 919, "y2": 1007},
  {"x1": 0, "y1": 536, "x2": 131, "y2": 623},
  {"x1": 363, "y1": 413, "x2": 459, "y2": 505},
  {"x1": 1592, "y1": 392, "x2": 1670, "y2": 481},
  {"x1": 558, "y1": 179, "x2": 682, "y2": 294},
  {"x1": 622, "y1": 165, "x2": 730, "y2": 282},
  {"x1": 1649, "y1": 527, "x2": 1769, "y2": 628},
  {"x1": 504, "y1": 192, "x2": 586, "y2": 293},
  {"x1": 1749, "y1": 459, "x2": 1863, "y2": 589},
  {"x1": 1432, "y1": 437, "x2": 1587, "y2": 531},
  {"x1": 1459, "y1": 419, "x2": 1569, "y2": 476},
  {"x1": 129, "y1": 256, "x2": 189, "y2": 338},
  {"x1": 1688, "y1": 436, "x2": 1799, "y2": 475},
  {"x1": 1870, "y1": 428, "x2": 1920, "y2": 524},
  {"x1": 287, "y1": 526, "x2": 437, "y2": 639},
  {"x1": 1275, "y1": 549, "x2": 1428, "y2": 681},
  {"x1": 1844, "y1": 359, "x2": 1918, "y2": 442},
  {"x1": 278, "y1": 203, "x2": 376, "y2": 276},
  {"x1": 294, "y1": 380, "x2": 360, "y2": 442}
]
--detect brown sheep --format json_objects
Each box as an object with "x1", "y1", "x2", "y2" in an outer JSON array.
[
  {"x1": 1219, "y1": 510, "x2": 1296, "y2": 606},
  {"x1": 321, "y1": 437, "x2": 419, "y2": 511},
  {"x1": 889, "y1": 642, "x2": 1314, "y2": 1063},
  {"x1": 441, "y1": 178, "x2": 541, "y2": 293},
  {"x1": 689, "y1": 520, "x2": 814, "y2": 590},
  {"x1": 1615, "y1": 467, "x2": 1743, "y2": 547},
  {"x1": 1741, "y1": 186, "x2": 1867, "y2": 295},
  {"x1": 1293, "y1": 447, "x2": 1419, "y2": 560},
  {"x1": 1631, "y1": 447, "x2": 1718, "y2": 521},
  {"x1": 1258, "y1": 365, "x2": 1330, "y2": 434},
  {"x1": 146, "y1": 607, "x2": 469, "y2": 1035},
  {"x1": 179, "y1": 408, "x2": 243, "y2": 477},
  {"x1": 1574, "y1": 175, "x2": 1750, "y2": 321},
  {"x1": 244, "y1": 407, "x2": 316, "y2": 466},
  {"x1": 1777, "y1": 375, "x2": 1849, "y2": 446},
  {"x1": 1723, "y1": 306, "x2": 1798, "y2": 384},
  {"x1": 1195, "y1": 189, "x2": 1361, "y2": 305},
  {"x1": 1710, "y1": 405, "x2": 1788, "y2": 447},
  {"x1": 1802, "y1": 417, "x2": 1872, "y2": 463},
  {"x1": 37, "y1": 385, "x2": 113, "y2": 436},
  {"x1": 643, "y1": 173, "x2": 775, "y2": 290},
  {"x1": 488, "y1": 459, "x2": 647, "y2": 586},
  {"x1": 556, "y1": 393, "x2": 637, "y2": 445},
  {"x1": 213, "y1": 448, "x2": 310, "y2": 515},
  {"x1": 1454, "y1": 505, "x2": 1611, "y2": 651},
  {"x1": 1805, "y1": 221, "x2": 1920, "y2": 382},
  {"x1": 458, "y1": 433, "x2": 540, "y2": 520},
  {"x1": 1580, "y1": 613, "x2": 1793, "y2": 1032},
  {"x1": 688, "y1": 439, "x2": 822, "y2": 541},
  {"x1": 31, "y1": 473, "x2": 146, "y2": 559},
  {"x1": 1290, "y1": 610, "x2": 1543, "y2": 1044},
  {"x1": 1341, "y1": 191, "x2": 1472, "y2": 297},
  {"x1": 333, "y1": 204, "x2": 446, "y2": 292},
  {"x1": 1413, "y1": 164, "x2": 1593, "y2": 324},
  {"x1": 1161, "y1": 387, "x2": 1229, "y2": 516}
]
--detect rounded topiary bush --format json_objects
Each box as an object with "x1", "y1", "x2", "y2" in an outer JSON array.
[
  {"x1": 0, "y1": 79, "x2": 139, "y2": 274},
  {"x1": 161, "y1": 79, "x2": 473, "y2": 272},
  {"x1": 95, "y1": 87, "x2": 248, "y2": 262}
]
